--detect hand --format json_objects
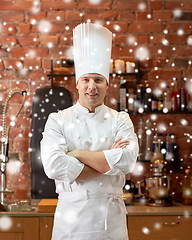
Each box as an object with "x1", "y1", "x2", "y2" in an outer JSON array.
[
  {"x1": 111, "y1": 137, "x2": 130, "y2": 149},
  {"x1": 67, "y1": 149, "x2": 78, "y2": 158}
]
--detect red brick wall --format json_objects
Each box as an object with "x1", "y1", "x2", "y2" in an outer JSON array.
[{"x1": 0, "y1": 0, "x2": 192, "y2": 200}]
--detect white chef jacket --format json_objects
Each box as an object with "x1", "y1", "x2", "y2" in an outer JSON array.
[{"x1": 41, "y1": 102, "x2": 139, "y2": 240}]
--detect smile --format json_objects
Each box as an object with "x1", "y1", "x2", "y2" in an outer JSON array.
[{"x1": 86, "y1": 93, "x2": 98, "y2": 98}]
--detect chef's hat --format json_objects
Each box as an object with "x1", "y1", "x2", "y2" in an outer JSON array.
[{"x1": 73, "y1": 22, "x2": 112, "y2": 83}]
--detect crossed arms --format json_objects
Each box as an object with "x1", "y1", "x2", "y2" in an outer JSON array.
[{"x1": 67, "y1": 137, "x2": 130, "y2": 180}]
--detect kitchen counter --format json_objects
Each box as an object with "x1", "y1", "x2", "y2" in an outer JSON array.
[
  {"x1": 0, "y1": 200, "x2": 192, "y2": 216},
  {"x1": 126, "y1": 202, "x2": 192, "y2": 216}
]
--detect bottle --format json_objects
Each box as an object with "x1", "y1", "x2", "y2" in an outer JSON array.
[
  {"x1": 137, "y1": 84, "x2": 144, "y2": 112},
  {"x1": 119, "y1": 77, "x2": 127, "y2": 111},
  {"x1": 151, "y1": 92, "x2": 158, "y2": 111},
  {"x1": 127, "y1": 88, "x2": 135, "y2": 112},
  {"x1": 180, "y1": 77, "x2": 187, "y2": 112},
  {"x1": 171, "y1": 77, "x2": 180, "y2": 111},
  {"x1": 152, "y1": 133, "x2": 164, "y2": 161},
  {"x1": 163, "y1": 86, "x2": 171, "y2": 113},
  {"x1": 133, "y1": 96, "x2": 139, "y2": 113},
  {"x1": 144, "y1": 120, "x2": 153, "y2": 161},
  {"x1": 144, "y1": 83, "x2": 152, "y2": 113},
  {"x1": 165, "y1": 133, "x2": 175, "y2": 161},
  {"x1": 182, "y1": 169, "x2": 192, "y2": 205},
  {"x1": 157, "y1": 94, "x2": 163, "y2": 111},
  {"x1": 187, "y1": 83, "x2": 192, "y2": 112},
  {"x1": 137, "y1": 118, "x2": 144, "y2": 160}
]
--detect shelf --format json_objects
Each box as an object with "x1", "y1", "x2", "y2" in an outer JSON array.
[
  {"x1": 129, "y1": 110, "x2": 192, "y2": 115},
  {"x1": 47, "y1": 59, "x2": 144, "y2": 86}
]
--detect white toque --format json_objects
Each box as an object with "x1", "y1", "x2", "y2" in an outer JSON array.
[{"x1": 73, "y1": 22, "x2": 112, "y2": 83}]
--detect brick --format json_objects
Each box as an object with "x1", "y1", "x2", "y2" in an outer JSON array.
[
  {"x1": 59, "y1": 34, "x2": 73, "y2": 46},
  {"x1": 78, "y1": 0, "x2": 111, "y2": 9},
  {"x1": 50, "y1": 46, "x2": 73, "y2": 58},
  {"x1": 26, "y1": 12, "x2": 46, "y2": 23},
  {"x1": 13, "y1": 137, "x2": 28, "y2": 151},
  {"x1": 118, "y1": 11, "x2": 135, "y2": 22},
  {"x1": 111, "y1": 46, "x2": 135, "y2": 58},
  {"x1": 3, "y1": 58, "x2": 23, "y2": 70},
  {"x1": 0, "y1": 1, "x2": 34, "y2": 11},
  {"x1": 174, "y1": 59, "x2": 189, "y2": 68},
  {"x1": 10, "y1": 47, "x2": 49, "y2": 58},
  {"x1": 149, "y1": 0, "x2": 163, "y2": 10},
  {"x1": 83, "y1": 12, "x2": 101, "y2": 22},
  {"x1": 32, "y1": 22, "x2": 69, "y2": 34},
  {"x1": 113, "y1": 0, "x2": 147, "y2": 10},
  {"x1": 65, "y1": 10, "x2": 82, "y2": 21},
  {"x1": 24, "y1": 58, "x2": 42, "y2": 69},
  {"x1": 0, "y1": 35, "x2": 17, "y2": 46},
  {"x1": 0, "y1": 49, "x2": 8, "y2": 58},
  {"x1": 18, "y1": 23, "x2": 31, "y2": 34},
  {"x1": 149, "y1": 34, "x2": 165, "y2": 44},
  {"x1": 47, "y1": 11, "x2": 65, "y2": 22},
  {"x1": 174, "y1": 12, "x2": 192, "y2": 21},
  {"x1": 41, "y1": 0, "x2": 77, "y2": 11},
  {"x1": 9, "y1": 127, "x2": 22, "y2": 139},
  {"x1": 17, "y1": 34, "x2": 39, "y2": 47},
  {"x1": 129, "y1": 22, "x2": 163, "y2": 33},
  {"x1": 14, "y1": 187, "x2": 29, "y2": 200},
  {"x1": 0, "y1": 11, "x2": 24, "y2": 22},
  {"x1": 0, "y1": 80, "x2": 10, "y2": 93},
  {"x1": 165, "y1": 1, "x2": 192, "y2": 11},
  {"x1": 136, "y1": 11, "x2": 153, "y2": 21},
  {"x1": 10, "y1": 81, "x2": 28, "y2": 92},
  {"x1": 167, "y1": 34, "x2": 187, "y2": 45},
  {"x1": 0, "y1": 23, "x2": 16, "y2": 34},
  {"x1": 115, "y1": 34, "x2": 148, "y2": 46},
  {"x1": 149, "y1": 45, "x2": 177, "y2": 57},
  {"x1": 177, "y1": 46, "x2": 192, "y2": 57},
  {"x1": 104, "y1": 22, "x2": 128, "y2": 33},
  {"x1": 155, "y1": 57, "x2": 170, "y2": 68},
  {"x1": 148, "y1": 69, "x2": 182, "y2": 80},
  {"x1": 166, "y1": 23, "x2": 192, "y2": 34},
  {"x1": 25, "y1": 70, "x2": 48, "y2": 80},
  {"x1": 0, "y1": 70, "x2": 14, "y2": 80},
  {"x1": 153, "y1": 11, "x2": 172, "y2": 22},
  {"x1": 186, "y1": 68, "x2": 192, "y2": 78},
  {"x1": 39, "y1": 35, "x2": 59, "y2": 46},
  {"x1": 42, "y1": 58, "x2": 52, "y2": 69},
  {"x1": 43, "y1": 58, "x2": 74, "y2": 70},
  {"x1": 100, "y1": 10, "x2": 119, "y2": 21}
]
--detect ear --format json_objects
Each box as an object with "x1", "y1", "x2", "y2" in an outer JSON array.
[
  {"x1": 76, "y1": 81, "x2": 79, "y2": 90},
  {"x1": 106, "y1": 80, "x2": 109, "y2": 90}
]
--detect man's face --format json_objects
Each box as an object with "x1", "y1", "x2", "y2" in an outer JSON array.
[{"x1": 76, "y1": 73, "x2": 108, "y2": 112}]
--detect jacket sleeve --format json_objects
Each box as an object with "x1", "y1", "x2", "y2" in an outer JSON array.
[
  {"x1": 40, "y1": 112, "x2": 84, "y2": 183},
  {"x1": 103, "y1": 111, "x2": 139, "y2": 175}
]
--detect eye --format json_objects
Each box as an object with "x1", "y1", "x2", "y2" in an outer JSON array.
[
  {"x1": 83, "y1": 78, "x2": 89, "y2": 82},
  {"x1": 95, "y1": 78, "x2": 102, "y2": 83}
]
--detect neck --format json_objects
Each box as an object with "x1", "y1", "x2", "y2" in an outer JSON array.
[{"x1": 78, "y1": 100, "x2": 103, "y2": 113}]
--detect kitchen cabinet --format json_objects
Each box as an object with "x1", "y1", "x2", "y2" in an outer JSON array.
[
  {"x1": 1, "y1": 203, "x2": 192, "y2": 240},
  {"x1": 0, "y1": 215, "x2": 54, "y2": 240},
  {"x1": 39, "y1": 216, "x2": 54, "y2": 240},
  {"x1": 0, "y1": 217, "x2": 39, "y2": 240},
  {"x1": 127, "y1": 215, "x2": 192, "y2": 240}
]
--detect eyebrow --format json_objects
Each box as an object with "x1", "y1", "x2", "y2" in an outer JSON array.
[{"x1": 82, "y1": 75, "x2": 104, "y2": 79}]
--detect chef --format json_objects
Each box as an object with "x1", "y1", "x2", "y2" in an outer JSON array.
[{"x1": 41, "y1": 22, "x2": 139, "y2": 240}]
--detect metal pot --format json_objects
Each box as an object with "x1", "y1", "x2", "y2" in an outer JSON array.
[{"x1": 138, "y1": 175, "x2": 171, "y2": 200}]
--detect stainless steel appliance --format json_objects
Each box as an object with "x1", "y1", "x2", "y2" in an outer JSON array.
[{"x1": 139, "y1": 158, "x2": 172, "y2": 206}]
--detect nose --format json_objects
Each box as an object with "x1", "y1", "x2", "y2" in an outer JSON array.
[{"x1": 88, "y1": 79, "x2": 96, "y2": 91}]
